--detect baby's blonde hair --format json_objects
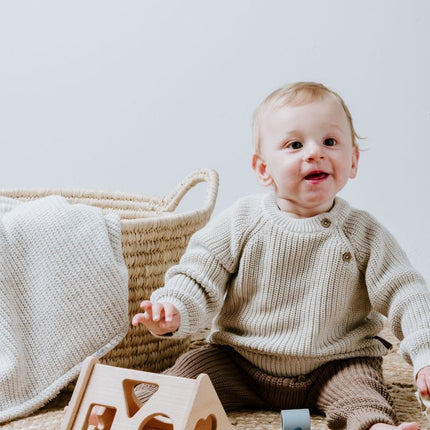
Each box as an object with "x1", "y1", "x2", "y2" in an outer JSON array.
[{"x1": 252, "y1": 82, "x2": 360, "y2": 153}]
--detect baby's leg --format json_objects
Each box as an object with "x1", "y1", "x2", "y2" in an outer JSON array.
[
  {"x1": 313, "y1": 357, "x2": 402, "y2": 430},
  {"x1": 134, "y1": 344, "x2": 267, "y2": 411}
]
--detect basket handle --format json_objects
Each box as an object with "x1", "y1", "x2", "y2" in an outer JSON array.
[{"x1": 162, "y1": 168, "x2": 219, "y2": 214}]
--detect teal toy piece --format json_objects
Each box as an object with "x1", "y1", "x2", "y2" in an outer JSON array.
[{"x1": 281, "y1": 409, "x2": 311, "y2": 430}]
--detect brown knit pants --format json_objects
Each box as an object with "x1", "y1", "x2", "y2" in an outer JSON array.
[{"x1": 135, "y1": 344, "x2": 398, "y2": 430}]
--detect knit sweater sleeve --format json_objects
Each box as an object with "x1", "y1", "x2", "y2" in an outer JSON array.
[
  {"x1": 150, "y1": 195, "x2": 262, "y2": 338},
  {"x1": 348, "y1": 211, "x2": 430, "y2": 376}
]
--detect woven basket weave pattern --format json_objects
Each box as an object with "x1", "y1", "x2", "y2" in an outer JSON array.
[{"x1": 0, "y1": 168, "x2": 219, "y2": 372}]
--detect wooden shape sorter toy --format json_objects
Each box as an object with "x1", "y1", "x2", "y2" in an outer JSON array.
[{"x1": 61, "y1": 356, "x2": 232, "y2": 430}]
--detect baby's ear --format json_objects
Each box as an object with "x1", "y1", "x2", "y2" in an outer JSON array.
[
  {"x1": 349, "y1": 145, "x2": 360, "y2": 179},
  {"x1": 252, "y1": 153, "x2": 273, "y2": 187}
]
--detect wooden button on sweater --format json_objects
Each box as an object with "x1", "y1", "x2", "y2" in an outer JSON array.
[
  {"x1": 321, "y1": 218, "x2": 331, "y2": 228},
  {"x1": 342, "y1": 252, "x2": 352, "y2": 262}
]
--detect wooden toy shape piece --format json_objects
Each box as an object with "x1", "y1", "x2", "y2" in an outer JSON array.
[
  {"x1": 60, "y1": 356, "x2": 232, "y2": 430},
  {"x1": 91, "y1": 406, "x2": 116, "y2": 430},
  {"x1": 281, "y1": 409, "x2": 311, "y2": 430}
]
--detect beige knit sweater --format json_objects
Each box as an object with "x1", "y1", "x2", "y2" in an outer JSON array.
[{"x1": 151, "y1": 193, "x2": 430, "y2": 378}]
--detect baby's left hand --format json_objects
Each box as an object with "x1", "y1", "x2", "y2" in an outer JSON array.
[{"x1": 416, "y1": 366, "x2": 430, "y2": 399}]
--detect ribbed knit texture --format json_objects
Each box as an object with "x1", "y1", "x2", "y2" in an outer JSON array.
[
  {"x1": 136, "y1": 344, "x2": 397, "y2": 429},
  {"x1": 135, "y1": 344, "x2": 267, "y2": 411},
  {"x1": 151, "y1": 192, "x2": 430, "y2": 378},
  {"x1": 0, "y1": 196, "x2": 129, "y2": 423}
]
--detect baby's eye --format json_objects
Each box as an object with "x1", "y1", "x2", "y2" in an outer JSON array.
[
  {"x1": 288, "y1": 141, "x2": 303, "y2": 150},
  {"x1": 323, "y1": 138, "x2": 336, "y2": 146}
]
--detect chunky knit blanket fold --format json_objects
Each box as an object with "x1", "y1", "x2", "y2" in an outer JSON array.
[{"x1": 0, "y1": 195, "x2": 129, "y2": 424}]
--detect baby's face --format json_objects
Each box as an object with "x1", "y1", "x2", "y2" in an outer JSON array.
[{"x1": 252, "y1": 94, "x2": 359, "y2": 218}]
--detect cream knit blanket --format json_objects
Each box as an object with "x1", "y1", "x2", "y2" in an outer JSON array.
[{"x1": 0, "y1": 195, "x2": 129, "y2": 423}]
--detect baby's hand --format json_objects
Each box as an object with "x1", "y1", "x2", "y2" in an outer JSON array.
[
  {"x1": 132, "y1": 301, "x2": 181, "y2": 336},
  {"x1": 416, "y1": 365, "x2": 430, "y2": 399}
]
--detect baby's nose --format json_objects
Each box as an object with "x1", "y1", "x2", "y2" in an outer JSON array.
[{"x1": 304, "y1": 141, "x2": 324, "y2": 160}]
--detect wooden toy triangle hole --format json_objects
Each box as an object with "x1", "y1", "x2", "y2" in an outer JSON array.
[
  {"x1": 122, "y1": 379, "x2": 158, "y2": 418},
  {"x1": 60, "y1": 356, "x2": 232, "y2": 430}
]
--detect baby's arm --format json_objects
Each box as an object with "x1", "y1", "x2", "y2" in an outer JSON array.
[{"x1": 132, "y1": 300, "x2": 181, "y2": 336}]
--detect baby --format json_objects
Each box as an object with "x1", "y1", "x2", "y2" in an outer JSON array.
[{"x1": 133, "y1": 82, "x2": 430, "y2": 430}]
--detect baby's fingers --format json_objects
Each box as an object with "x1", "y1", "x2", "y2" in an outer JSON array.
[
  {"x1": 132, "y1": 301, "x2": 153, "y2": 326},
  {"x1": 139, "y1": 300, "x2": 153, "y2": 314},
  {"x1": 132, "y1": 301, "x2": 179, "y2": 335},
  {"x1": 416, "y1": 366, "x2": 430, "y2": 400},
  {"x1": 131, "y1": 313, "x2": 147, "y2": 326},
  {"x1": 149, "y1": 302, "x2": 165, "y2": 322},
  {"x1": 162, "y1": 303, "x2": 180, "y2": 323}
]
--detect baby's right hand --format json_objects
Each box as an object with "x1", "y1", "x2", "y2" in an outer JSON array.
[{"x1": 132, "y1": 301, "x2": 181, "y2": 336}]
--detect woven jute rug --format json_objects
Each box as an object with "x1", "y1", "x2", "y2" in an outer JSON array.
[{"x1": 1, "y1": 327, "x2": 427, "y2": 430}]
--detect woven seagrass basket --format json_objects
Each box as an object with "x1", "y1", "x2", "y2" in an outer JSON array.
[{"x1": 0, "y1": 168, "x2": 218, "y2": 372}]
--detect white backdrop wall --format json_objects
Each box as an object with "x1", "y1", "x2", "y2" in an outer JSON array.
[{"x1": 1, "y1": 1, "x2": 429, "y2": 282}]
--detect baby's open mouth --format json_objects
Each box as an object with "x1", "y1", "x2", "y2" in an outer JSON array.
[{"x1": 304, "y1": 171, "x2": 328, "y2": 181}]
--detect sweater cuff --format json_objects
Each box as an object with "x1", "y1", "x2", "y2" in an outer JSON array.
[
  {"x1": 399, "y1": 331, "x2": 430, "y2": 378},
  {"x1": 409, "y1": 350, "x2": 430, "y2": 379}
]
